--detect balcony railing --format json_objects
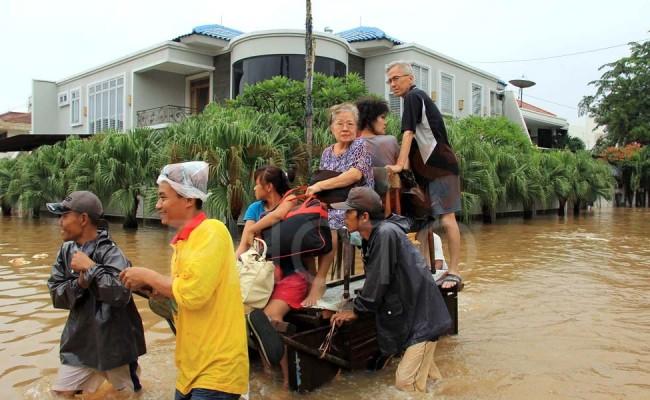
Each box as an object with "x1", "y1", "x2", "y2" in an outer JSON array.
[{"x1": 136, "y1": 105, "x2": 194, "y2": 128}]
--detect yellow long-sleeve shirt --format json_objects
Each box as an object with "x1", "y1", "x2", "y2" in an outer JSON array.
[{"x1": 170, "y1": 214, "x2": 248, "y2": 395}]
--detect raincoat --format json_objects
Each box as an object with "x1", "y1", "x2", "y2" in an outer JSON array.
[
  {"x1": 354, "y1": 215, "x2": 452, "y2": 355},
  {"x1": 47, "y1": 229, "x2": 146, "y2": 371}
]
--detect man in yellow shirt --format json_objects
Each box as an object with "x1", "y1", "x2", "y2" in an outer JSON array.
[{"x1": 121, "y1": 161, "x2": 248, "y2": 399}]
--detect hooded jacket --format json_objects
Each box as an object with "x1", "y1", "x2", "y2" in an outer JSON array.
[
  {"x1": 353, "y1": 215, "x2": 452, "y2": 355},
  {"x1": 47, "y1": 229, "x2": 146, "y2": 371}
]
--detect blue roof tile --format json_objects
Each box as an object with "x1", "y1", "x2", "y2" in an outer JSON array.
[
  {"x1": 336, "y1": 26, "x2": 403, "y2": 45},
  {"x1": 187, "y1": 24, "x2": 243, "y2": 41}
]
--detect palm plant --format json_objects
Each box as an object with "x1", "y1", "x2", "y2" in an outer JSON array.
[
  {"x1": 0, "y1": 158, "x2": 17, "y2": 215},
  {"x1": 539, "y1": 150, "x2": 574, "y2": 216},
  {"x1": 93, "y1": 128, "x2": 162, "y2": 228},
  {"x1": 161, "y1": 106, "x2": 292, "y2": 231}
]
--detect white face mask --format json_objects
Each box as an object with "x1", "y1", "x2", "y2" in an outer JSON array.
[{"x1": 349, "y1": 231, "x2": 363, "y2": 247}]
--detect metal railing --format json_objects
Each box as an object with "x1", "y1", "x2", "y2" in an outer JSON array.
[{"x1": 136, "y1": 105, "x2": 194, "y2": 128}]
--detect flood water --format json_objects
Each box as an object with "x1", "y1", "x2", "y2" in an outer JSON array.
[{"x1": 1, "y1": 206, "x2": 649, "y2": 399}]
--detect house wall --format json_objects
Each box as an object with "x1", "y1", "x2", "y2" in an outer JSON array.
[
  {"x1": 503, "y1": 91, "x2": 528, "y2": 136},
  {"x1": 34, "y1": 45, "x2": 213, "y2": 134},
  {"x1": 132, "y1": 70, "x2": 186, "y2": 115},
  {"x1": 230, "y1": 31, "x2": 349, "y2": 66},
  {"x1": 363, "y1": 48, "x2": 499, "y2": 118},
  {"x1": 213, "y1": 53, "x2": 231, "y2": 102},
  {"x1": 31, "y1": 80, "x2": 58, "y2": 134}
]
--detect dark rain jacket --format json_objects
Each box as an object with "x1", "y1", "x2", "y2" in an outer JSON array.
[
  {"x1": 353, "y1": 215, "x2": 452, "y2": 355},
  {"x1": 47, "y1": 229, "x2": 146, "y2": 371}
]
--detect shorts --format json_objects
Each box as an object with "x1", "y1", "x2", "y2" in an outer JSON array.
[
  {"x1": 427, "y1": 174, "x2": 461, "y2": 216},
  {"x1": 269, "y1": 266, "x2": 309, "y2": 309},
  {"x1": 52, "y1": 363, "x2": 134, "y2": 393}
]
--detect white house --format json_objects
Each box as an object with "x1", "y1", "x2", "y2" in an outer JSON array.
[{"x1": 27, "y1": 24, "x2": 562, "y2": 147}]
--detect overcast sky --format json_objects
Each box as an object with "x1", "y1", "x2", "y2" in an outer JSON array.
[{"x1": 1, "y1": 0, "x2": 648, "y2": 122}]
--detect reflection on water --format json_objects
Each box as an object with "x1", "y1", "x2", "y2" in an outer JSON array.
[{"x1": 2, "y1": 207, "x2": 650, "y2": 399}]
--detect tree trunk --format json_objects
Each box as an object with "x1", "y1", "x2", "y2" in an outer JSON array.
[
  {"x1": 481, "y1": 205, "x2": 495, "y2": 223},
  {"x1": 523, "y1": 204, "x2": 533, "y2": 220},
  {"x1": 1, "y1": 206, "x2": 10, "y2": 216},
  {"x1": 123, "y1": 197, "x2": 139, "y2": 229},
  {"x1": 558, "y1": 198, "x2": 566, "y2": 217},
  {"x1": 32, "y1": 207, "x2": 40, "y2": 219},
  {"x1": 573, "y1": 201, "x2": 581, "y2": 216},
  {"x1": 304, "y1": 0, "x2": 315, "y2": 166}
]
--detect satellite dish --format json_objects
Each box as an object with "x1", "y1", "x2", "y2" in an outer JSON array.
[{"x1": 508, "y1": 78, "x2": 536, "y2": 104}]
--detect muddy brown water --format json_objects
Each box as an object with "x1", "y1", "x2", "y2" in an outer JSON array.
[{"x1": 1, "y1": 207, "x2": 649, "y2": 399}]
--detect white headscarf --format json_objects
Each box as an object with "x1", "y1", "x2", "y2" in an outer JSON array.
[{"x1": 157, "y1": 161, "x2": 210, "y2": 201}]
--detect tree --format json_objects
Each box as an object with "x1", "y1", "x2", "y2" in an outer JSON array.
[
  {"x1": 579, "y1": 39, "x2": 650, "y2": 145},
  {"x1": 305, "y1": 0, "x2": 315, "y2": 165}
]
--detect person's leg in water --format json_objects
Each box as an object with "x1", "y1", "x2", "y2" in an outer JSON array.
[
  {"x1": 264, "y1": 299, "x2": 291, "y2": 388},
  {"x1": 439, "y1": 212, "x2": 460, "y2": 289}
]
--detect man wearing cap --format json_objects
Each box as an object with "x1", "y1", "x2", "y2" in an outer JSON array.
[
  {"x1": 120, "y1": 161, "x2": 248, "y2": 400},
  {"x1": 330, "y1": 187, "x2": 452, "y2": 393},
  {"x1": 46, "y1": 191, "x2": 146, "y2": 396}
]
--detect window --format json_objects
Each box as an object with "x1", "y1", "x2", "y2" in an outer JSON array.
[
  {"x1": 387, "y1": 63, "x2": 430, "y2": 116},
  {"x1": 70, "y1": 88, "x2": 81, "y2": 126},
  {"x1": 490, "y1": 91, "x2": 503, "y2": 116},
  {"x1": 440, "y1": 73, "x2": 454, "y2": 115},
  {"x1": 58, "y1": 91, "x2": 69, "y2": 107},
  {"x1": 232, "y1": 55, "x2": 346, "y2": 97},
  {"x1": 88, "y1": 76, "x2": 124, "y2": 133},
  {"x1": 471, "y1": 83, "x2": 483, "y2": 116}
]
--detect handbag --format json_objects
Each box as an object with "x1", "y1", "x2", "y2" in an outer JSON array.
[
  {"x1": 236, "y1": 238, "x2": 275, "y2": 309},
  {"x1": 310, "y1": 170, "x2": 354, "y2": 204}
]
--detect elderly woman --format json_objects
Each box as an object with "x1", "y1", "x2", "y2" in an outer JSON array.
[{"x1": 305, "y1": 102, "x2": 374, "y2": 306}]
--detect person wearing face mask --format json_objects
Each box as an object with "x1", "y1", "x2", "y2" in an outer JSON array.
[{"x1": 329, "y1": 187, "x2": 451, "y2": 393}]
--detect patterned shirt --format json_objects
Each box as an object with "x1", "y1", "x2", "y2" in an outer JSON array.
[{"x1": 319, "y1": 138, "x2": 374, "y2": 229}]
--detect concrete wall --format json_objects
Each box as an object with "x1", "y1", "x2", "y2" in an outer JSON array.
[
  {"x1": 363, "y1": 48, "x2": 499, "y2": 118},
  {"x1": 32, "y1": 44, "x2": 213, "y2": 134},
  {"x1": 132, "y1": 70, "x2": 186, "y2": 115},
  {"x1": 230, "y1": 31, "x2": 349, "y2": 65},
  {"x1": 31, "y1": 80, "x2": 58, "y2": 134},
  {"x1": 503, "y1": 91, "x2": 528, "y2": 135}
]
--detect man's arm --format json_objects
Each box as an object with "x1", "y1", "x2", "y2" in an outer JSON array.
[
  {"x1": 48, "y1": 246, "x2": 86, "y2": 310},
  {"x1": 352, "y1": 227, "x2": 398, "y2": 314},
  {"x1": 71, "y1": 247, "x2": 136, "y2": 307},
  {"x1": 387, "y1": 92, "x2": 421, "y2": 173}
]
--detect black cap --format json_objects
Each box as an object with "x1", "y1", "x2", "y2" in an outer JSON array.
[
  {"x1": 47, "y1": 191, "x2": 104, "y2": 219},
  {"x1": 330, "y1": 187, "x2": 383, "y2": 216}
]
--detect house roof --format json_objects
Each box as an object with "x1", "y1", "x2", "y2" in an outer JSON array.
[
  {"x1": 0, "y1": 112, "x2": 31, "y2": 124},
  {"x1": 517, "y1": 100, "x2": 556, "y2": 117},
  {"x1": 178, "y1": 24, "x2": 244, "y2": 41},
  {"x1": 336, "y1": 26, "x2": 403, "y2": 45}
]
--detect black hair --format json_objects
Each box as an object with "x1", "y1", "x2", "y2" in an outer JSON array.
[
  {"x1": 356, "y1": 97, "x2": 390, "y2": 133},
  {"x1": 195, "y1": 199, "x2": 203, "y2": 210},
  {"x1": 254, "y1": 166, "x2": 291, "y2": 196}
]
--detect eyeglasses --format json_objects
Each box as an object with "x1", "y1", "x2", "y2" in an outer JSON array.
[{"x1": 386, "y1": 75, "x2": 409, "y2": 84}]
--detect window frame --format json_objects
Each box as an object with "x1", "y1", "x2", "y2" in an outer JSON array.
[
  {"x1": 69, "y1": 87, "x2": 82, "y2": 127},
  {"x1": 470, "y1": 81, "x2": 484, "y2": 116},
  {"x1": 86, "y1": 73, "x2": 126, "y2": 134},
  {"x1": 58, "y1": 91, "x2": 69, "y2": 107},
  {"x1": 438, "y1": 71, "x2": 456, "y2": 117}
]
